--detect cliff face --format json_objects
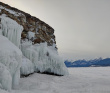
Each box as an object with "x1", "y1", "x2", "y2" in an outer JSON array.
[
  {"x1": 0, "y1": 2, "x2": 68, "y2": 91},
  {"x1": 0, "y1": 2, "x2": 56, "y2": 47}
]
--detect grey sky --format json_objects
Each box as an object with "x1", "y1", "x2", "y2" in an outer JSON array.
[{"x1": 2, "y1": 0, "x2": 110, "y2": 60}]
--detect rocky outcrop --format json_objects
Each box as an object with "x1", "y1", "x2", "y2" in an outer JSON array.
[
  {"x1": 0, "y1": 1, "x2": 56, "y2": 47},
  {"x1": 0, "y1": 2, "x2": 69, "y2": 79}
]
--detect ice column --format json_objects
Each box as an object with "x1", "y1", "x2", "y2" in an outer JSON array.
[{"x1": 0, "y1": 16, "x2": 23, "y2": 48}]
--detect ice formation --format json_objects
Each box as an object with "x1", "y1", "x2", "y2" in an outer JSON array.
[
  {"x1": 0, "y1": 15, "x2": 23, "y2": 47},
  {"x1": 21, "y1": 41, "x2": 69, "y2": 75},
  {"x1": 0, "y1": 15, "x2": 23, "y2": 90},
  {"x1": 27, "y1": 31, "x2": 35, "y2": 40},
  {"x1": 0, "y1": 4, "x2": 69, "y2": 92},
  {"x1": 21, "y1": 56, "x2": 34, "y2": 76},
  {"x1": 0, "y1": 63, "x2": 12, "y2": 91},
  {"x1": 0, "y1": 35, "x2": 22, "y2": 90}
]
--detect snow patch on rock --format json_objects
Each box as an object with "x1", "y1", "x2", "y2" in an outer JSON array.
[{"x1": 0, "y1": 5, "x2": 22, "y2": 16}]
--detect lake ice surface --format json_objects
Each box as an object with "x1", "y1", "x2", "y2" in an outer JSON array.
[{"x1": 1, "y1": 67, "x2": 110, "y2": 93}]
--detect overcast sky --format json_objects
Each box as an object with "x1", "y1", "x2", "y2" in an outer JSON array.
[{"x1": 1, "y1": 0, "x2": 110, "y2": 60}]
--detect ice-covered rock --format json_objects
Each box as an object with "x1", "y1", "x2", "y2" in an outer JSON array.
[
  {"x1": 0, "y1": 1, "x2": 56, "y2": 46},
  {"x1": 0, "y1": 15, "x2": 23, "y2": 48},
  {"x1": 21, "y1": 41, "x2": 68, "y2": 75},
  {"x1": 0, "y1": 13, "x2": 68, "y2": 76},
  {"x1": 0, "y1": 35, "x2": 22, "y2": 90},
  {"x1": 0, "y1": 2, "x2": 69, "y2": 92}
]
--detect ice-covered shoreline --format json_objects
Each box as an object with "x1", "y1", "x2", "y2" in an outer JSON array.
[{"x1": 0, "y1": 14, "x2": 68, "y2": 91}]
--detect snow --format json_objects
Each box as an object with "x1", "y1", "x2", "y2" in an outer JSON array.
[
  {"x1": 8, "y1": 67, "x2": 110, "y2": 93},
  {"x1": 0, "y1": 15, "x2": 23, "y2": 47},
  {"x1": 0, "y1": 6, "x2": 22, "y2": 16},
  {"x1": 21, "y1": 42, "x2": 68, "y2": 76},
  {"x1": 0, "y1": 35, "x2": 22, "y2": 90}
]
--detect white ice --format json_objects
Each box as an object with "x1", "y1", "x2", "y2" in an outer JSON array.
[
  {"x1": 0, "y1": 7, "x2": 69, "y2": 92},
  {"x1": 21, "y1": 56, "x2": 34, "y2": 76},
  {"x1": 10, "y1": 67, "x2": 110, "y2": 93},
  {"x1": 0, "y1": 35, "x2": 22, "y2": 90},
  {"x1": 21, "y1": 41, "x2": 68, "y2": 76},
  {"x1": 27, "y1": 31, "x2": 35, "y2": 40},
  {"x1": 0, "y1": 15, "x2": 23, "y2": 48},
  {"x1": 0, "y1": 63, "x2": 12, "y2": 91},
  {"x1": 0, "y1": 89, "x2": 9, "y2": 93}
]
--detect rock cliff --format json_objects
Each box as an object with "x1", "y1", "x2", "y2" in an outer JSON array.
[
  {"x1": 0, "y1": 1, "x2": 56, "y2": 47},
  {"x1": 0, "y1": 2, "x2": 68, "y2": 91}
]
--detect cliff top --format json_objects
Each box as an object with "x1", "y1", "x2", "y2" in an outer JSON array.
[{"x1": 0, "y1": 1, "x2": 54, "y2": 31}]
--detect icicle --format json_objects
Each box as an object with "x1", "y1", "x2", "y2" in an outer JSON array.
[
  {"x1": 0, "y1": 15, "x2": 23, "y2": 48},
  {"x1": 21, "y1": 42, "x2": 69, "y2": 76},
  {"x1": 21, "y1": 56, "x2": 34, "y2": 76}
]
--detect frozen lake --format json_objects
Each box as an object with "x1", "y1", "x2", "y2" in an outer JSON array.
[
  {"x1": 68, "y1": 67, "x2": 110, "y2": 93},
  {"x1": 1, "y1": 67, "x2": 110, "y2": 93}
]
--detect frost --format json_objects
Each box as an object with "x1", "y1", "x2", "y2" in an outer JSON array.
[
  {"x1": 21, "y1": 42, "x2": 68, "y2": 75},
  {"x1": 0, "y1": 15, "x2": 23, "y2": 47},
  {"x1": 0, "y1": 35, "x2": 22, "y2": 90}
]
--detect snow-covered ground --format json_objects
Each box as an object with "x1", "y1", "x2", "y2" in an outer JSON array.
[{"x1": 6, "y1": 67, "x2": 109, "y2": 93}]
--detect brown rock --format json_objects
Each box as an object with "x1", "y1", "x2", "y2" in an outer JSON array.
[{"x1": 0, "y1": 1, "x2": 57, "y2": 48}]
